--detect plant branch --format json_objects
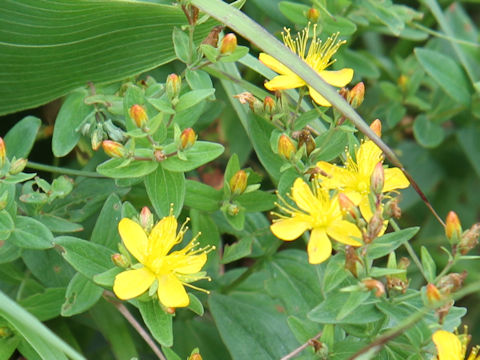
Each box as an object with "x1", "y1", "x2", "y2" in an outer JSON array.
[
  {"x1": 280, "y1": 331, "x2": 323, "y2": 360},
  {"x1": 27, "y1": 161, "x2": 105, "y2": 178},
  {"x1": 104, "y1": 292, "x2": 166, "y2": 360}
]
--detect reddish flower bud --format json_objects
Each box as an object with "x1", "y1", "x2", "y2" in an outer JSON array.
[
  {"x1": 426, "y1": 283, "x2": 442, "y2": 303},
  {"x1": 102, "y1": 140, "x2": 125, "y2": 158},
  {"x1": 278, "y1": 134, "x2": 296, "y2": 160},
  {"x1": 129, "y1": 104, "x2": 148, "y2": 128},
  {"x1": 370, "y1": 162, "x2": 385, "y2": 196},
  {"x1": 0, "y1": 137, "x2": 5, "y2": 166},
  {"x1": 166, "y1": 73, "x2": 182, "y2": 100},
  {"x1": 111, "y1": 253, "x2": 130, "y2": 268},
  {"x1": 166, "y1": 307, "x2": 176, "y2": 315},
  {"x1": 220, "y1": 33, "x2": 237, "y2": 54},
  {"x1": 229, "y1": 170, "x2": 248, "y2": 196},
  {"x1": 344, "y1": 245, "x2": 361, "y2": 278},
  {"x1": 363, "y1": 279, "x2": 385, "y2": 297},
  {"x1": 9, "y1": 158, "x2": 27, "y2": 175},
  {"x1": 370, "y1": 119, "x2": 382, "y2": 137},
  {"x1": 445, "y1": 211, "x2": 462, "y2": 244},
  {"x1": 338, "y1": 193, "x2": 359, "y2": 221},
  {"x1": 180, "y1": 128, "x2": 196, "y2": 150},
  {"x1": 140, "y1": 206, "x2": 154, "y2": 230},
  {"x1": 297, "y1": 129, "x2": 316, "y2": 156},
  {"x1": 366, "y1": 209, "x2": 384, "y2": 243},
  {"x1": 306, "y1": 8, "x2": 320, "y2": 22},
  {"x1": 263, "y1": 96, "x2": 275, "y2": 114},
  {"x1": 347, "y1": 82, "x2": 365, "y2": 108}
]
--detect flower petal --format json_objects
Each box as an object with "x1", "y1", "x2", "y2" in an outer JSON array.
[
  {"x1": 271, "y1": 217, "x2": 310, "y2": 241},
  {"x1": 172, "y1": 253, "x2": 207, "y2": 274},
  {"x1": 291, "y1": 178, "x2": 321, "y2": 214},
  {"x1": 308, "y1": 86, "x2": 331, "y2": 106},
  {"x1": 307, "y1": 228, "x2": 332, "y2": 264},
  {"x1": 118, "y1": 218, "x2": 148, "y2": 263},
  {"x1": 316, "y1": 161, "x2": 357, "y2": 191},
  {"x1": 113, "y1": 267, "x2": 155, "y2": 300},
  {"x1": 384, "y1": 167, "x2": 410, "y2": 192},
  {"x1": 327, "y1": 220, "x2": 362, "y2": 246},
  {"x1": 157, "y1": 274, "x2": 189, "y2": 308},
  {"x1": 359, "y1": 196, "x2": 374, "y2": 222},
  {"x1": 148, "y1": 215, "x2": 178, "y2": 259},
  {"x1": 259, "y1": 53, "x2": 295, "y2": 76},
  {"x1": 265, "y1": 74, "x2": 305, "y2": 91},
  {"x1": 356, "y1": 141, "x2": 383, "y2": 179},
  {"x1": 319, "y1": 69, "x2": 354, "y2": 87},
  {"x1": 432, "y1": 330, "x2": 462, "y2": 360}
]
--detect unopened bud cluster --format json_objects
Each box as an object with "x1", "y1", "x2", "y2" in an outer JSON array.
[
  {"x1": 179, "y1": 128, "x2": 196, "y2": 150},
  {"x1": 340, "y1": 82, "x2": 365, "y2": 109},
  {"x1": 444, "y1": 211, "x2": 479, "y2": 255},
  {"x1": 229, "y1": 170, "x2": 248, "y2": 196}
]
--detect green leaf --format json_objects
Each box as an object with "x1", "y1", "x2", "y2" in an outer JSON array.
[
  {"x1": 367, "y1": 227, "x2": 419, "y2": 260},
  {"x1": 145, "y1": 166, "x2": 185, "y2": 218},
  {"x1": 0, "y1": 290, "x2": 85, "y2": 360},
  {"x1": 90, "y1": 194, "x2": 122, "y2": 250},
  {"x1": 336, "y1": 291, "x2": 370, "y2": 321},
  {"x1": 0, "y1": 241, "x2": 22, "y2": 264},
  {"x1": 176, "y1": 89, "x2": 216, "y2": 112},
  {"x1": 172, "y1": 27, "x2": 191, "y2": 64},
  {"x1": 222, "y1": 236, "x2": 253, "y2": 264},
  {"x1": 415, "y1": 48, "x2": 471, "y2": 106},
  {"x1": 185, "y1": 69, "x2": 213, "y2": 90},
  {"x1": 93, "y1": 267, "x2": 123, "y2": 288},
  {"x1": 369, "y1": 267, "x2": 406, "y2": 277},
  {"x1": 4, "y1": 116, "x2": 41, "y2": 159},
  {"x1": 61, "y1": 273, "x2": 103, "y2": 317},
  {"x1": 236, "y1": 190, "x2": 276, "y2": 212},
  {"x1": 55, "y1": 236, "x2": 115, "y2": 279},
  {"x1": 413, "y1": 114, "x2": 445, "y2": 148},
  {"x1": 420, "y1": 246, "x2": 436, "y2": 283},
  {"x1": 18, "y1": 288, "x2": 66, "y2": 321},
  {"x1": 311, "y1": 128, "x2": 349, "y2": 162},
  {"x1": 138, "y1": 300, "x2": 173, "y2": 347},
  {"x1": 0, "y1": 336, "x2": 19, "y2": 360},
  {"x1": 22, "y1": 249, "x2": 76, "y2": 287},
  {"x1": 322, "y1": 16, "x2": 357, "y2": 36},
  {"x1": 278, "y1": 2, "x2": 309, "y2": 26},
  {"x1": 209, "y1": 292, "x2": 300, "y2": 359},
  {"x1": 34, "y1": 215, "x2": 83, "y2": 234},
  {"x1": 161, "y1": 141, "x2": 224, "y2": 172},
  {"x1": 219, "y1": 45, "x2": 249, "y2": 63},
  {"x1": 0, "y1": 209, "x2": 14, "y2": 241},
  {"x1": 457, "y1": 126, "x2": 480, "y2": 178},
  {"x1": 97, "y1": 158, "x2": 159, "y2": 179},
  {"x1": 0, "y1": 0, "x2": 215, "y2": 115},
  {"x1": 184, "y1": 180, "x2": 222, "y2": 212},
  {"x1": 10, "y1": 216, "x2": 54, "y2": 250},
  {"x1": 187, "y1": 293, "x2": 204, "y2": 316},
  {"x1": 52, "y1": 90, "x2": 92, "y2": 157},
  {"x1": 359, "y1": 0, "x2": 405, "y2": 35}
]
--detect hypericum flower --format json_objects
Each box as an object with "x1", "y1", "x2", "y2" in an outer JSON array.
[
  {"x1": 316, "y1": 122, "x2": 409, "y2": 220},
  {"x1": 113, "y1": 213, "x2": 213, "y2": 308},
  {"x1": 259, "y1": 25, "x2": 353, "y2": 106},
  {"x1": 270, "y1": 177, "x2": 362, "y2": 264},
  {"x1": 432, "y1": 328, "x2": 479, "y2": 360}
]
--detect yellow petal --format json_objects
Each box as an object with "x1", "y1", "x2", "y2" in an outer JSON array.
[
  {"x1": 308, "y1": 86, "x2": 331, "y2": 106},
  {"x1": 157, "y1": 274, "x2": 189, "y2": 308},
  {"x1": 148, "y1": 215, "x2": 178, "y2": 259},
  {"x1": 316, "y1": 161, "x2": 357, "y2": 190},
  {"x1": 384, "y1": 167, "x2": 410, "y2": 192},
  {"x1": 356, "y1": 140, "x2": 383, "y2": 179},
  {"x1": 271, "y1": 217, "x2": 310, "y2": 241},
  {"x1": 432, "y1": 330, "x2": 463, "y2": 360},
  {"x1": 172, "y1": 253, "x2": 207, "y2": 274},
  {"x1": 259, "y1": 53, "x2": 294, "y2": 76},
  {"x1": 113, "y1": 267, "x2": 155, "y2": 300},
  {"x1": 319, "y1": 69, "x2": 354, "y2": 87},
  {"x1": 118, "y1": 218, "x2": 148, "y2": 263},
  {"x1": 326, "y1": 220, "x2": 362, "y2": 246},
  {"x1": 291, "y1": 178, "x2": 321, "y2": 214},
  {"x1": 359, "y1": 196, "x2": 374, "y2": 222},
  {"x1": 265, "y1": 74, "x2": 305, "y2": 91},
  {"x1": 307, "y1": 228, "x2": 332, "y2": 264}
]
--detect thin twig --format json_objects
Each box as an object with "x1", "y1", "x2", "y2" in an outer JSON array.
[
  {"x1": 104, "y1": 292, "x2": 166, "y2": 360},
  {"x1": 280, "y1": 331, "x2": 323, "y2": 360},
  {"x1": 27, "y1": 161, "x2": 105, "y2": 178}
]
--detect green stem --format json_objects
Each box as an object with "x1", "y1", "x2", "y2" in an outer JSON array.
[
  {"x1": 390, "y1": 219, "x2": 429, "y2": 283},
  {"x1": 221, "y1": 260, "x2": 263, "y2": 294},
  {"x1": 435, "y1": 257, "x2": 456, "y2": 283},
  {"x1": 27, "y1": 161, "x2": 104, "y2": 178}
]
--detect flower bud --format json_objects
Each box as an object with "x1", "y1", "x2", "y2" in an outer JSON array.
[
  {"x1": 384, "y1": 197, "x2": 402, "y2": 219},
  {"x1": 129, "y1": 104, "x2": 148, "y2": 128},
  {"x1": 226, "y1": 203, "x2": 240, "y2": 216},
  {"x1": 220, "y1": 33, "x2": 237, "y2": 54},
  {"x1": 347, "y1": 82, "x2": 365, "y2": 108},
  {"x1": 278, "y1": 134, "x2": 296, "y2": 160},
  {"x1": 370, "y1": 162, "x2": 385, "y2": 196},
  {"x1": 445, "y1": 211, "x2": 462, "y2": 244},
  {"x1": 263, "y1": 96, "x2": 276, "y2": 114},
  {"x1": 370, "y1": 119, "x2": 382, "y2": 137},
  {"x1": 366, "y1": 209, "x2": 384, "y2": 243},
  {"x1": 189, "y1": 353, "x2": 202, "y2": 360},
  {"x1": 0, "y1": 326, "x2": 12, "y2": 338},
  {"x1": 140, "y1": 206, "x2": 154, "y2": 230},
  {"x1": 0, "y1": 191, "x2": 8, "y2": 211},
  {"x1": 111, "y1": 253, "x2": 130, "y2": 268},
  {"x1": 234, "y1": 92, "x2": 263, "y2": 113},
  {"x1": 426, "y1": 283, "x2": 442, "y2": 303},
  {"x1": 180, "y1": 128, "x2": 196, "y2": 150},
  {"x1": 166, "y1": 307, "x2": 176, "y2": 315},
  {"x1": 398, "y1": 74, "x2": 408, "y2": 90},
  {"x1": 459, "y1": 223, "x2": 480, "y2": 255},
  {"x1": 0, "y1": 137, "x2": 6, "y2": 167},
  {"x1": 344, "y1": 245, "x2": 361, "y2": 278},
  {"x1": 91, "y1": 127, "x2": 104, "y2": 151},
  {"x1": 362, "y1": 279, "x2": 385, "y2": 297},
  {"x1": 437, "y1": 271, "x2": 467, "y2": 295},
  {"x1": 297, "y1": 129, "x2": 316, "y2": 156},
  {"x1": 102, "y1": 140, "x2": 125, "y2": 158},
  {"x1": 9, "y1": 158, "x2": 27, "y2": 175},
  {"x1": 166, "y1": 73, "x2": 182, "y2": 100},
  {"x1": 306, "y1": 8, "x2": 320, "y2": 22},
  {"x1": 338, "y1": 193, "x2": 360, "y2": 222},
  {"x1": 398, "y1": 257, "x2": 410, "y2": 270},
  {"x1": 229, "y1": 170, "x2": 248, "y2": 196}
]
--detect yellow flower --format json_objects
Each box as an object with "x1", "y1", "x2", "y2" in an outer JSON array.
[
  {"x1": 316, "y1": 130, "x2": 409, "y2": 220},
  {"x1": 270, "y1": 177, "x2": 362, "y2": 264},
  {"x1": 259, "y1": 25, "x2": 353, "y2": 106},
  {"x1": 432, "y1": 329, "x2": 480, "y2": 360},
  {"x1": 113, "y1": 214, "x2": 212, "y2": 308}
]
